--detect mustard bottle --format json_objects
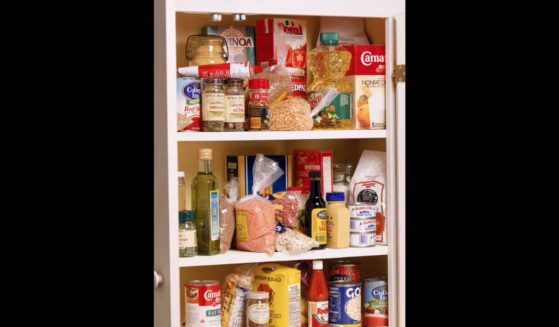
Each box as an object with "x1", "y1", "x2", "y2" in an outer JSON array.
[{"x1": 326, "y1": 192, "x2": 350, "y2": 248}]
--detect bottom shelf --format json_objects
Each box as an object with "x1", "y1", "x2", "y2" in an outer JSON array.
[{"x1": 178, "y1": 245, "x2": 388, "y2": 267}]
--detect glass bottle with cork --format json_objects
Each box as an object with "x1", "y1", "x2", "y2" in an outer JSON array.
[
  {"x1": 191, "y1": 148, "x2": 220, "y2": 255},
  {"x1": 304, "y1": 170, "x2": 327, "y2": 249}
]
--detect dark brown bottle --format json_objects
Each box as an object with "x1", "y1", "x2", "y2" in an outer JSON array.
[{"x1": 304, "y1": 170, "x2": 327, "y2": 249}]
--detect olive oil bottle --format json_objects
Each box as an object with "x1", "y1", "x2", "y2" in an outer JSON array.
[
  {"x1": 191, "y1": 148, "x2": 220, "y2": 255},
  {"x1": 304, "y1": 170, "x2": 327, "y2": 249}
]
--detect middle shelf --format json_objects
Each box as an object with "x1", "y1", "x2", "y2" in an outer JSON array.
[
  {"x1": 179, "y1": 245, "x2": 388, "y2": 267},
  {"x1": 177, "y1": 129, "x2": 387, "y2": 142}
]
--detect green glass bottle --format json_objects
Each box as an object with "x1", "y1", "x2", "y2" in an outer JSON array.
[{"x1": 191, "y1": 148, "x2": 220, "y2": 255}]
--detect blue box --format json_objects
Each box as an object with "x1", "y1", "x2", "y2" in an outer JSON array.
[{"x1": 226, "y1": 155, "x2": 292, "y2": 199}]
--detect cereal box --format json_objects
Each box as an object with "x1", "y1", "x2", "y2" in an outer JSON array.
[
  {"x1": 293, "y1": 149, "x2": 333, "y2": 197},
  {"x1": 202, "y1": 25, "x2": 255, "y2": 64},
  {"x1": 343, "y1": 44, "x2": 386, "y2": 130},
  {"x1": 177, "y1": 77, "x2": 201, "y2": 131},
  {"x1": 256, "y1": 18, "x2": 307, "y2": 69},
  {"x1": 253, "y1": 263, "x2": 301, "y2": 327}
]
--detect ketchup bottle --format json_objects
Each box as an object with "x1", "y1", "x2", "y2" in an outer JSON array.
[{"x1": 307, "y1": 260, "x2": 328, "y2": 326}]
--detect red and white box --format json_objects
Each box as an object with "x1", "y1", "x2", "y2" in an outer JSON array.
[
  {"x1": 294, "y1": 149, "x2": 333, "y2": 197},
  {"x1": 256, "y1": 18, "x2": 307, "y2": 69},
  {"x1": 342, "y1": 44, "x2": 386, "y2": 130}
]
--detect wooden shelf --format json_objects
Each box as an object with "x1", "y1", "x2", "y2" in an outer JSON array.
[{"x1": 179, "y1": 246, "x2": 388, "y2": 267}]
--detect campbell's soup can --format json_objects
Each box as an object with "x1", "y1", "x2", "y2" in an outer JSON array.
[
  {"x1": 329, "y1": 282, "x2": 362, "y2": 326},
  {"x1": 329, "y1": 261, "x2": 361, "y2": 283},
  {"x1": 363, "y1": 278, "x2": 388, "y2": 327},
  {"x1": 185, "y1": 280, "x2": 221, "y2": 327},
  {"x1": 287, "y1": 67, "x2": 307, "y2": 99}
]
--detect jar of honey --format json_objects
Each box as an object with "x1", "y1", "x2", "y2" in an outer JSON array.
[{"x1": 185, "y1": 35, "x2": 229, "y2": 66}]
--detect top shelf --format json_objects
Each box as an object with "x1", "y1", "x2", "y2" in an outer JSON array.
[
  {"x1": 174, "y1": 0, "x2": 405, "y2": 18},
  {"x1": 177, "y1": 129, "x2": 386, "y2": 142}
]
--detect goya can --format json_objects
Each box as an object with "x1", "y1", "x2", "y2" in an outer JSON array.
[
  {"x1": 350, "y1": 232, "x2": 375, "y2": 247},
  {"x1": 185, "y1": 280, "x2": 221, "y2": 327},
  {"x1": 364, "y1": 278, "x2": 388, "y2": 315},
  {"x1": 350, "y1": 218, "x2": 376, "y2": 233},
  {"x1": 328, "y1": 282, "x2": 362, "y2": 326},
  {"x1": 329, "y1": 261, "x2": 361, "y2": 283},
  {"x1": 348, "y1": 203, "x2": 376, "y2": 218}
]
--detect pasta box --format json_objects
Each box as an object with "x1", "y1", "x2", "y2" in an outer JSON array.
[
  {"x1": 293, "y1": 149, "x2": 333, "y2": 197},
  {"x1": 226, "y1": 155, "x2": 293, "y2": 199}
]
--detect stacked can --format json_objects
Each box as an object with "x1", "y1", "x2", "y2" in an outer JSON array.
[{"x1": 348, "y1": 203, "x2": 376, "y2": 247}]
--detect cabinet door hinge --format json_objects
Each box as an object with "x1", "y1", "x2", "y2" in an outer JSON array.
[{"x1": 392, "y1": 64, "x2": 406, "y2": 84}]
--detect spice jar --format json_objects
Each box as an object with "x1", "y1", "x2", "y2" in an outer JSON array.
[
  {"x1": 246, "y1": 291, "x2": 269, "y2": 327},
  {"x1": 248, "y1": 79, "x2": 270, "y2": 131},
  {"x1": 179, "y1": 210, "x2": 197, "y2": 257},
  {"x1": 185, "y1": 35, "x2": 228, "y2": 66},
  {"x1": 201, "y1": 78, "x2": 226, "y2": 131},
  {"x1": 224, "y1": 78, "x2": 245, "y2": 131}
]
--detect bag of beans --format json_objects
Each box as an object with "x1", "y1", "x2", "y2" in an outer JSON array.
[{"x1": 235, "y1": 154, "x2": 284, "y2": 255}]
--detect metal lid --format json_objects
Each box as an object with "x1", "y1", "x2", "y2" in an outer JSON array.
[
  {"x1": 179, "y1": 210, "x2": 195, "y2": 223},
  {"x1": 187, "y1": 280, "x2": 220, "y2": 286},
  {"x1": 247, "y1": 291, "x2": 269, "y2": 299}
]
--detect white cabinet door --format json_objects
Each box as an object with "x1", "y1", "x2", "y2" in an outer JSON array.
[{"x1": 394, "y1": 12, "x2": 406, "y2": 327}]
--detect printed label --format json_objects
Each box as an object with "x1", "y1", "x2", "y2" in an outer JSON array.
[
  {"x1": 309, "y1": 92, "x2": 352, "y2": 122},
  {"x1": 311, "y1": 208, "x2": 327, "y2": 244},
  {"x1": 202, "y1": 93, "x2": 226, "y2": 121},
  {"x1": 179, "y1": 229, "x2": 197, "y2": 248},
  {"x1": 249, "y1": 106, "x2": 269, "y2": 129},
  {"x1": 248, "y1": 303, "x2": 270, "y2": 324},
  {"x1": 350, "y1": 233, "x2": 375, "y2": 247},
  {"x1": 353, "y1": 180, "x2": 384, "y2": 216},
  {"x1": 308, "y1": 301, "x2": 328, "y2": 326},
  {"x1": 329, "y1": 284, "x2": 362, "y2": 324},
  {"x1": 350, "y1": 218, "x2": 376, "y2": 233},
  {"x1": 185, "y1": 284, "x2": 221, "y2": 327},
  {"x1": 210, "y1": 190, "x2": 220, "y2": 241},
  {"x1": 225, "y1": 95, "x2": 245, "y2": 122},
  {"x1": 364, "y1": 278, "x2": 388, "y2": 315},
  {"x1": 235, "y1": 211, "x2": 250, "y2": 241}
]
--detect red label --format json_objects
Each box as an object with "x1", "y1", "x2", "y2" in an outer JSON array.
[
  {"x1": 197, "y1": 63, "x2": 232, "y2": 79},
  {"x1": 342, "y1": 44, "x2": 385, "y2": 76},
  {"x1": 250, "y1": 92, "x2": 268, "y2": 101},
  {"x1": 197, "y1": 285, "x2": 221, "y2": 307},
  {"x1": 294, "y1": 149, "x2": 333, "y2": 195},
  {"x1": 289, "y1": 75, "x2": 307, "y2": 99},
  {"x1": 308, "y1": 301, "x2": 328, "y2": 326}
]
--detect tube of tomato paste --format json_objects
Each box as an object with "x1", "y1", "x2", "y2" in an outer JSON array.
[{"x1": 177, "y1": 62, "x2": 262, "y2": 79}]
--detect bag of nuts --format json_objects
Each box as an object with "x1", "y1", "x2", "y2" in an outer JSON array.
[{"x1": 269, "y1": 97, "x2": 314, "y2": 131}]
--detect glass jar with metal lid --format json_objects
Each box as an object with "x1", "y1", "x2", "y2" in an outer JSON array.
[
  {"x1": 186, "y1": 35, "x2": 229, "y2": 66},
  {"x1": 201, "y1": 78, "x2": 226, "y2": 131},
  {"x1": 224, "y1": 78, "x2": 245, "y2": 131},
  {"x1": 246, "y1": 291, "x2": 269, "y2": 327}
]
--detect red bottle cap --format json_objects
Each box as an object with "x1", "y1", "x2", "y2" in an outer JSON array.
[{"x1": 249, "y1": 78, "x2": 269, "y2": 89}]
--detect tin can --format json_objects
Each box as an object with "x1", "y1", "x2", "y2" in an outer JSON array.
[
  {"x1": 177, "y1": 77, "x2": 201, "y2": 131},
  {"x1": 364, "y1": 278, "x2": 388, "y2": 325},
  {"x1": 328, "y1": 282, "x2": 362, "y2": 326},
  {"x1": 347, "y1": 203, "x2": 376, "y2": 218},
  {"x1": 185, "y1": 280, "x2": 221, "y2": 327},
  {"x1": 350, "y1": 232, "x2": 375, "y2": 247},
  {"x1": 287, "y1": 67, "x2": 307, "y2": 99},
  {"x1": 350, "y1": 218, "x2": 376, "y2": 233},
  {"x1": 329, "y1": 261, "x2": 361, "y2": 283}
]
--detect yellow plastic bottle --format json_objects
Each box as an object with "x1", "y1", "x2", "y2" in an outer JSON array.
[
  {"x1": 326, "y1": 192, "x2": 350, "y2": 249},
  {"x1": 308, "y1": 32, "x2": 353, "y2": 129}
]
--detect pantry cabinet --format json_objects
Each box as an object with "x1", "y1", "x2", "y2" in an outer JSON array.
[{"x1": 155, "y1": 1, "x2": 405, "y2": 326}]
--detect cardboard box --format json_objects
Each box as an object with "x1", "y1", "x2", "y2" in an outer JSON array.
[
  {"x1": 255, "y1": 18, "x2": 307, "y2": 69},
  {"x1": 343, "y1": 44, "x2": 386, "y2": 129},
  {"x1": 226, "y1": 155, "x2": 292, "y2": 198},
  {"x1": 202, "y1": 25, "x2": 256, "y2": 64},
  {"x1": 293, "y1": 150, "x2": 333, "y2": 197}
]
